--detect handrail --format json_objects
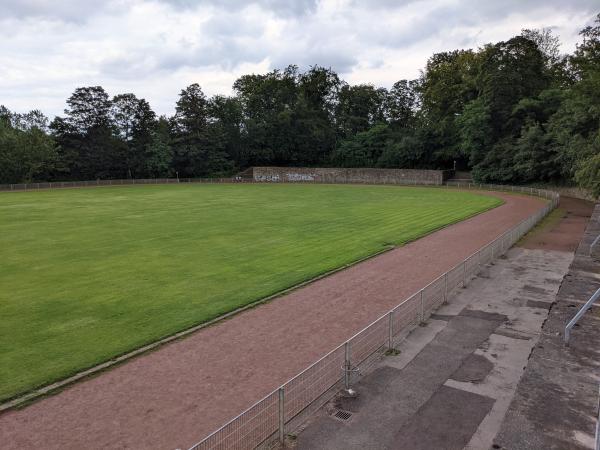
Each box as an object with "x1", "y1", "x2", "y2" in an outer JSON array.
[
  {"x1": 565, "y1": 287, "x2": 600, "y2": 345},
  {"x1": 590, "y1": 234, "x2": 600, "y2": 257},
  {"x1": 596, "y1": 384, "x2": 600, "y2": 450}
]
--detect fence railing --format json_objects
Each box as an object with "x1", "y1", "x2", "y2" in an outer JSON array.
[
  {"x1": 564, "y1": 287, "x2": 600, "y2": 345},
  {"x1": 187, "y1": 184, "x2": 560, "y2": 450},
  {"x1": 0, "y1": 177, "x2": 254, "y2": 191}
]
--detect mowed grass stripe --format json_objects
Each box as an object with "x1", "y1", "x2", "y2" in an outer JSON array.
[{"x1": 0, "y1": 184, "x2": 501, "y2": 401}]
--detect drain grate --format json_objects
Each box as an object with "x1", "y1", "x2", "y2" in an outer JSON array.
[{"x1": 333, "y1": 409, "x2": 353, "y2": 421}]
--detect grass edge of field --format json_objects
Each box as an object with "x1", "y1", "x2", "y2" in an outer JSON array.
[{"x1": 1, "y1": 192, "x2": 505, "y2": 409}]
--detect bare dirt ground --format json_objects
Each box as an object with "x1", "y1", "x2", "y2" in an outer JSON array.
[
  {"x1": 518, "y1": 196, "x2": 594, "y2": 252},
  {"x1": 0, "y1": 191, "x2": 544, "y2": 450}
]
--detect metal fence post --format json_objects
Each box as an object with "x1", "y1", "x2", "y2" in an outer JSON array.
[
  {"x1": 595, "y1": 384, "x2": 600, "y2": 450},
  {"x1": 388, "y1": 311, "x2": 394, "y2": 349},
  {"x1": 420, "y1": 289, "x2": 425, "y2": 323},
  {"x1": 463, "y1": 260, "x2": 467, "y2": 287},
  {"x1": 344, "y1": 342, "x2": 350, "y2": 390},
  {"x1": 444, "y1": 273, "x2": 448, "y2": 303},
  {"x1": 278, "y1": 387, "x2": 285, "y2": 444}
]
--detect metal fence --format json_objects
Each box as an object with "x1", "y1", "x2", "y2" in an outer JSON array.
[
  {"x1": 0, "y1": 177, "x2": 254, "y2": 191},
  {"x1": 187, "y1": 184, "x2": 560, "y2": 450}
]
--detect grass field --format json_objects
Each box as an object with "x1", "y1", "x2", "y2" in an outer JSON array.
[{"x1": 0, "y1": 183, "x2": 502, "y2": 401}]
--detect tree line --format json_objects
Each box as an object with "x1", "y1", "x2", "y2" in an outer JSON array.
[{"x1": 1, "y1": 14, "x2": 599, "y2": 195}]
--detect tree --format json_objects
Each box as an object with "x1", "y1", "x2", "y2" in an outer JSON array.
[
  {"x1": 333, "y1": 123, "x2": 392, "y2": 167},
  {"x1": 52, "y1": 86, "x2": 123, "y2": 179},
  {"x1": 208, "y1": 95, "x2": 244, "y2": 168},
  {"x1": 111, "y1": 93, "x2": 157, "y2": 177},
  {"x1": 419, "y1": 49, "x2": 480, "y2": 166},
  {"x1": 479, "y1": 37, "x2": 549, "y2": 138},
  {"x1": 145, "y1": 116, "x2": 172, "y2": 177},
  {"x1": 0, "y1": 106, "x2": 58, "y2": 183},
  {"x1": 575, "y1": 149, "x2": 600, "y2": 197},
  {"x1": 457, "y1": 98, "x2": 492, "y2": 167},
  {"x1": 336, "y1": 84, "x2": 387, "y2": 139},
  {"x1": 386, "y1": 79, "x2": 419, "y2": 129},
  {"x1": 234, "y1": 66, "x2": 299, "y2": 166},
  {"x1": 295, "y1": 66, "x2": 340, "y2": 165},
  {"x1": 171, "y1": 84, "x2": 233, "y2": 177}
]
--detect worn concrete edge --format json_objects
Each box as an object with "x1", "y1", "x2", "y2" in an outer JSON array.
[{"x1": 0, "y1": 187, "x2": 532, "y2": 412}]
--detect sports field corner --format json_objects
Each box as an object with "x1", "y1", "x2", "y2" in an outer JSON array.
[{"x1": 0, "y1": 184, "x2": 548, "y2": 450}]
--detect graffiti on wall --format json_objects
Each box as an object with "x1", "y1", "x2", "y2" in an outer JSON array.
[
  {"x1": 286, "y1": 173, "x2": 316, "y2": 181},
  {"x1": 256, "y1": 174, "x2": 281, "y2": 182}
]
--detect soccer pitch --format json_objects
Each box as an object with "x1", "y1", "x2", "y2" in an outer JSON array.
[{"x1": 0, "y1": 183, "x2": 502, "y2": 401}]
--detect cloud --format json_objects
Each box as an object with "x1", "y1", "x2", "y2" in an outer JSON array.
[
  {"x1": 159, "y1": 0, "x2": 318, "y2": 17},
  {"x1": 0, "y1": 0, "x2": 597, "y2": 119},
  {"x1": 1, "y1": 0, "x2": 119, "y2": 22}
]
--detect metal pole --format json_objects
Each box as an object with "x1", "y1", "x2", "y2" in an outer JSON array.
[
  {"x1": 595, "y1": 384, "x2": 600, "y2": 450},
  {"x1": 565, "y1": 287, "x2": 600, "y2": 345},
  {"x1": 420, "y1": 289, "x2": 424, "y2": 323},
  {"x1": 344, "y1": 342, "x2": 350, "y2": 390},
  {"x1": 463, "y1": 261, "x2": 467, "y2": 287},
  {"x1": 388, "y1": 311, "x2": 393, "y2": 349},
  {"x1": 278, "y1": 387, "x2": 285, "y2": 444},
  {"x1": 444, "y1": 273, "x2": 448, "y2": 304}
]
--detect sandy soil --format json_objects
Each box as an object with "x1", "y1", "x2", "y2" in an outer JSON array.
[{"x1": 0, "y1": 191, "x2": 545, "y2": 450}]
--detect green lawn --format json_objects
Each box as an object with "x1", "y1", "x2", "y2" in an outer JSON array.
[{"x1": 0, "y1": 183, "x2": 502, "y2": 401}]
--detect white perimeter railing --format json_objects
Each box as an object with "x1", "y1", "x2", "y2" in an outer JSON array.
[
  {"x1": 0, "y1": 178, "x2": 247, "y2": 191},
  {"x1": 187, "y1": 184, "x2": 560, "y2": 450}
]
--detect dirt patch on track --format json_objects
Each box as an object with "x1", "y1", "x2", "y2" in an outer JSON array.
[
  {"x1": 0, "y1": 192, "x2": 545, "y2": 450},
  {"x1": 518, "y1": 196, "x2": 594, "y2": 252}
]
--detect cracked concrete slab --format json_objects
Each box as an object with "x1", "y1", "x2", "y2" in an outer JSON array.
[
  {"x1": 493, "y1": 203, "x2": 600, "y2": 450},
  {"x1": 450, "y1": 354, "x2": 494, "y2": 383},
  {"x1": 295, "y1": 312, "x2": 505, "y2": 450},
  {"x1": 293, "y1": 245, "x2": 574, "y2": 450},
  {"x1": 391, "y1": 386, "x2": 495, "y2": 450}
]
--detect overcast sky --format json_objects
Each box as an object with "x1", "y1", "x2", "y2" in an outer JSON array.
[{"x1": 1, "y1": 0, "x2": 598, "y2": 119}]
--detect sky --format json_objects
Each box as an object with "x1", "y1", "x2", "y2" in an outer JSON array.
[{"x1": 1, "y1": 0, "x2": 598, "y2": 119}]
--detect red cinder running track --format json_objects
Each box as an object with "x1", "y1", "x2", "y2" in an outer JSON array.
[{"x1": 0, "y1": 191, "x2": 545, "y2": 450}]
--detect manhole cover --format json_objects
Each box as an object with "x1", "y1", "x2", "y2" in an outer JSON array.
[{"x1": 333, "y1": 409, "x2": 353, "y2": 421}]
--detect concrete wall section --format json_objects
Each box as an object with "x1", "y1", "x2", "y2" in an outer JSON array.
[{"x1": 252, "y1": 167, "x2": 451, "y2": 185}]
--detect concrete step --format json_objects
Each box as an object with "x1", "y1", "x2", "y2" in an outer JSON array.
[{"x1": 294, "y1": 247, "x2": 574, "y2": 450}]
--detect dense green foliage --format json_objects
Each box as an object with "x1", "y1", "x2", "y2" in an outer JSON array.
[
  {"x1": 1, "y1": 15, "x2": 599, "y2": 194},
  {"x1": 0, "y1": 184, "x2": 500, "y2": 400}
]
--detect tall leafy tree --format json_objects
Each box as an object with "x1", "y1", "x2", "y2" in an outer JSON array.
[
  {"x1": 233, "y1": 66, "x2": 299, "y2": 166},
  {"x1": 52, "y1": 86, "x2": 123, "y2": 179},
  {"x1": 111, "y1": 93, "x2": 157, "y2": 177},
  {"x1": 336, "y1": 84, "x2": 387, "y2": 139},
  {"x1": 145, "y1": 116, "x2": 173, "y2": 177},
  {"x1": 171, "y1": 84, "x2": 232, "y2": 177},
  {"x1": 385, "y1": 79, "x2": 420, "y2": 129},
  {"x1": 0, "y1": 107, "x2": 58, "y2": 183},
  {"x1": 419, "y1": 49, "x2": 480, "y2": 166}
]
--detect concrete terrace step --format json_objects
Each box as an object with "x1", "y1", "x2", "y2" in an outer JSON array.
[
  {"x1": 294, "y1": 246, "x2": 575, "y2": 450},
  {"x1": 493, "y1": 203, "x2": 600, "y2": 450}
]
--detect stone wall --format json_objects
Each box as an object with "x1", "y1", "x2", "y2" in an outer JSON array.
[{"x1": 252, "y1": 167, "x2": 452, "y2": 186}]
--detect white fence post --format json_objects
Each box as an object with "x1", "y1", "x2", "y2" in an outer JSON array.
[
  {"x1": 278, "y1": 387, "x2": 285, "y2": 443},
  {"x1": 344, "y1": 342, "x2": 350, "y2": 390},
  {"x1": 388, "y1": 311, "x2": 394, "y2": 349},
  {"x1": 444, "y1": 273, "x2": 448, "y2": 303}
]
